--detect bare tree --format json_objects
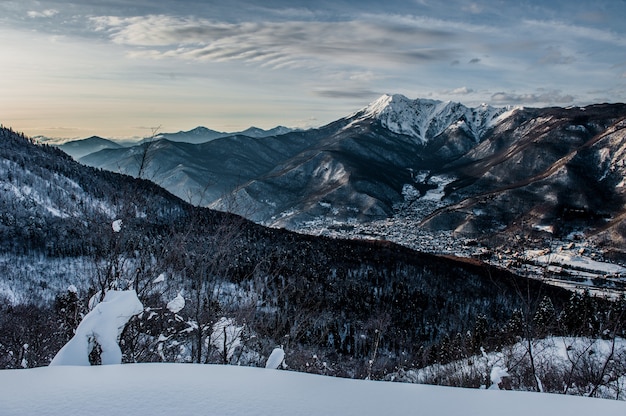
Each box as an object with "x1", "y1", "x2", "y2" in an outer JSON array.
[
  {"x1": 136, "y1": 125, "x2": 161, "y2": 180},
  {"x1": 365, "y1": 313, "x2": 390, "y2": 380}
]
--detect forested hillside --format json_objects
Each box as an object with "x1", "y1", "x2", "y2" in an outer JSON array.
[{"x1": 0, "y1": 126, "x2": 624, "y2": 394}]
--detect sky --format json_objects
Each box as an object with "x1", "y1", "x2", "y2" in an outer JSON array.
[{"x1": 1, "y1": 0, "x2": 626, "y2": 140}]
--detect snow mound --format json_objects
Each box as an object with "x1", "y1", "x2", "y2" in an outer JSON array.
[
  {"x1": 1, "y1": 364, "x2": 624, "y2": 416},
  {"x1": 489, "y1": 366, "x2": 510, "y2": 390},
  {"x1": 152, "y1": 273, "x2": 166, "y2": 284},
  {"x1": 49, "y1": 290, "x2": 143, "y2": 366},
  {"x1": 166, "y1": 293, "x2": 185, "y2": 313},
  {"x1": 265, "y1": 347, "x2": 285, "y2": 369},
  {"x1": 112, "y1": 219, "x2": 122, "y2": 233}
]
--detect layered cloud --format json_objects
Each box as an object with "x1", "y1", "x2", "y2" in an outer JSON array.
[
  {"x1": 87, "y1": 11, "x2": 626, "y2": 89},
  {"x1": 491, "y1": 90, "x2": 575, "y2": 105},
  {"x1": 27, "y1": 9, "x2": 58, "y2": 18},
  {"x1": 91, "y1": 14, "x2": 460, "y2": 70}
]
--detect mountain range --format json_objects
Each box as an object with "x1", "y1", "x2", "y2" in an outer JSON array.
[
  {"x1": 76, "y1": 94, "x2": 511, "y2": 216},
  {"x1": 154, "y1": 125, "x2": 294, "y2": 144},
  {"x1": 52, "y1": 125, "x2": 295, "y2": 159},
  {"x1": 57, "y1": 136, "x2": 123, "y2": 159},
  {"x1": 73, "y1": 94, "x2": 626, "y2": 258}
]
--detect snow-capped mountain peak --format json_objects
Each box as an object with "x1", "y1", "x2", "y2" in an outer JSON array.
[{"x1": 350, "y1": 94, "x2": 510, "y2": 144}]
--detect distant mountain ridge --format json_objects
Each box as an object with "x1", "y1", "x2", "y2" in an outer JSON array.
[
  {"x1": 348, "y1": 94, "x2": 512, "y2": 144},
  {"x1": 154, "y1": 125, "x2": 295, "y2": 144},
  {"x1": 58, "y1": 136, "x2": 122, "y2": 159},
  {"x1": 39, "y1": 125, "x2": 296, "y2": 150},
  {"x1": 77, "y1": 94, "x2": 626, "y2": 254}
]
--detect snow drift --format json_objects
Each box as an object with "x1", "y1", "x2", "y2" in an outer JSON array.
[{"x1": 1, "y1": 364, "x2": 624, "y2": 416}]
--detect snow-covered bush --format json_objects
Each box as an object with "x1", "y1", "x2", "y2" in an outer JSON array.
[
  {"x1": 265, "y1": 347, "x2": 285, "y2": 369},
  {"x1": 49, "y1": 290, "x2": 143, "y2": 366},
  {"x1": 210, "y1": 317, "x2": 244, "y2": 363},
  {"x1": 385, "y1": 336, "x2": 626, "y2": 399}
]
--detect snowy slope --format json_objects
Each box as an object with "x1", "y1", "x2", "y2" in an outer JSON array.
[
  {"x1": 348, "y1": 94, "x2": 511, "y2": 144},
  {"x1": 388, "y1": 336, "x2": 626, "y2": 400},
  {"x1": 1, "y1": 364, "x2": 624, "y2": 416}
]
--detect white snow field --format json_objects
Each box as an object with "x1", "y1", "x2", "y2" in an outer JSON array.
[{"x1": 1, "y1": 363, "x2": 625, "y2": 416}]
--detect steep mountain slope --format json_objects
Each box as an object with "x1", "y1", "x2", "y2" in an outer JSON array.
[
  {"x1": 590, "y1": 118, "x2": 626, "y2": 246},
  {"x1": 81, "y1": 94, "x2": 510, "y2": 225},
  {"x1": 0, "y1": 129, "x2": 190, "y2": 258},
  {"x1": 348, "y1": 94, "x2": 508, "y2": 145},
  {"x1": 80, "y1": 128, "x2": 335, "y2": 205},
  {"x1": 210, "y1": 124, "x2": 423, "y2": 224},
  {"x1": 210, "y1": 95, "x2": 512, "y2": 226},
  {"x1": 421, "y1": 104, "x2": 626, "y2": 244}
]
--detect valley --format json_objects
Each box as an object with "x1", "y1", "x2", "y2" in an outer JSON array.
[
  {"x1": 299, "y1": 212, "x2": 626, "y2": 297},
  {"x1": 66, "y1": 94, "x2": 626, "y2": 296}
]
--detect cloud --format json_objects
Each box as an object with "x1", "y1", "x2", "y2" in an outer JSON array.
[
  {"x1": 491, "y1": 90, "x2": 575, "y2": 105},
  {"x1": 348, "y1": 71, "x2": 380, "y2": 82},
  {"x1": 538, "y1": 47, "x2": 575, "y2": 65},
  {"x1": 90, "y1": 14, "x2": 458, "y2": 70},
  {"x1": 27, "y1": 9, "x2": 59, "y2": 18},
  {"x1": 449, "y1": 87, "x2": 474, "y2": 95},
  {"x1": 462, "y1": 3, "x2": 484, "y2": 14},
  {"x1": 312, "y1": 89, "x2": 381, "y2": 99},
  {"x1": 468, "y1": 58, "x2": 481, "y2": 64},
  {"x1": 522, "y1": 19, "x2": 626, "y2": 47},
  {"x1": 576, "y1": 11, "x2": 608, "y2": 25}
]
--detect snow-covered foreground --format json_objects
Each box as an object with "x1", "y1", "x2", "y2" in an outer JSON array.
[
  {"x1": 386, "y1": 336, "x2": 626, "y2": 400},
  {"x1": 1, "y1": 364, "x2": 625, "y2": 416}
]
